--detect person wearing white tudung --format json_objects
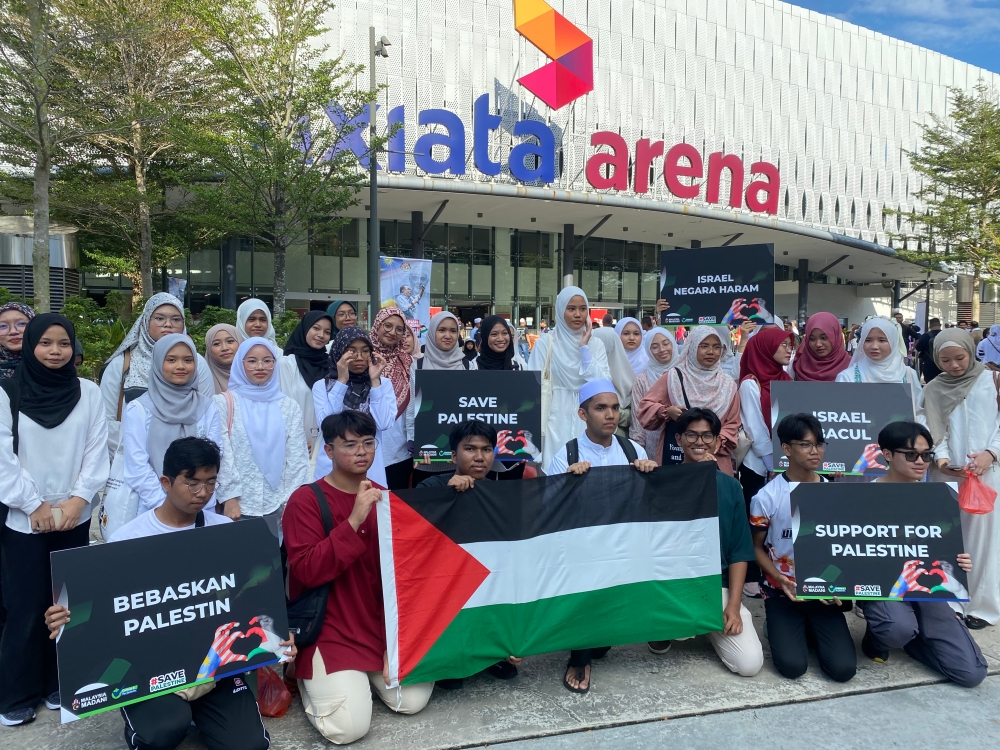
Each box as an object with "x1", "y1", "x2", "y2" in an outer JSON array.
[
  {"x1": 214, "y1": 337, "x2": 309, "y2": 523},
  {"x1": 591, "y1": 327, "x2": 635, "y2": 439},
  {"x1": 527, "y1": 287, "x2": 611, "y2": 472},
  {"x1": 629, "y1": 330, "x2": 678, "y2": 459},
  {"x1": 977, "y1": 324, "x2": 1000, "y2": 370},
  {"x1": 236, "y1": 298, "x2": 277, "y2": 344},
  {"x1": 925, "y1": 329, "x2": 1000, "y2": 629},
  {"x1": 835, "y1": 317, "x2": 924, "y2": 421},
  {"x1": 122, "y1": 334, "x2": 227, "y2": 515},
  {"x1": 100, "y1": 293, "x2": 214, "y2": 458}
]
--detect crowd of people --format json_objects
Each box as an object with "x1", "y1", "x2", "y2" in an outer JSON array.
[{"x1": 0, "y1": 290, "x2": 994, "y2": 747}]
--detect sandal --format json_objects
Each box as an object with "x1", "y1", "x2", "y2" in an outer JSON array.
[
  {"x1": 965, "y1": 615, "x2": 990, "y2": 630},
  {"x1": 562, "y1": 662, "x2": 590, "y2": 694}
]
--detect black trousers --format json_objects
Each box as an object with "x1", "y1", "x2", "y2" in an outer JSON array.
[
  {"x1": 121, "y1": 675, "x2": 269, "y2": 750},
  {"x1": 567, "y1": 646, "x2": 611, "y2": 668},
  {"x1": 764, "y1": 595, "x2": 857, "y2": 683},
  {"x1": 0, "y1": 522, "x2": 90, "y2": 712},
  {"x1": 384, "y1": 459, "x2": 413, "y2": 490},
  {"x1": 738, "y1": 466, "x2": 768, "y2": 584}
]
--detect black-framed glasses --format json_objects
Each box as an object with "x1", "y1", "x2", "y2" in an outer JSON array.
[{"x1": 681, "y1": 431, "x2": 716, "y2": 444}]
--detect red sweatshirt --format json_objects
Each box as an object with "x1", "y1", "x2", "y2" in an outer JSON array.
[{"x1": 283, "y1": 479, "x2": 384, "y2": 678}]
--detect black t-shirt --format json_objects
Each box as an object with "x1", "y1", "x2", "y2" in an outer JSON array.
[{"x1": 916, "y1": 330, "x2": 942, "y2": 381}]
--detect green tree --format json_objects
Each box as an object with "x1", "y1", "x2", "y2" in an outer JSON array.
[
  {"x1": 188, "y1": 0, "x2": 377, "y2": 315},
  {"x1": 892, "y1": 84, "x2": 1000, "y2": 321}
]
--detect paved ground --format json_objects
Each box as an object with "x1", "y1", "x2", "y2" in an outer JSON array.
[{"x1": 8, "y1": 599, "x2": 1000, "y2": 750}]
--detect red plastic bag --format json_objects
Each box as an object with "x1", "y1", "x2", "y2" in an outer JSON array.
[
  {"x1": 256, "y1": 666, "x2": 292, "y2": 718},
  {"x1": 958, "y1": 471, "x2": 997, "y2": 515}
]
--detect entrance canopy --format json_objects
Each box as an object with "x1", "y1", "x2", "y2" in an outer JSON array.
[{"x1": 364, "y1": 175, "x2": 945, "y2": 285}]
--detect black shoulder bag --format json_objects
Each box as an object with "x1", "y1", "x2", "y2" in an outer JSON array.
[
  {"x1": 661, "y1": 369, "x2": 691, "y2": 466},
  {"x1": 286, "y1": 483, "x2": 335, "y2": 648}
]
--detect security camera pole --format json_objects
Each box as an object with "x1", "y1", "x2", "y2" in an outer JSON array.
[{"x1": 368, "y1": 28, "x2": 390, "y2": 325}]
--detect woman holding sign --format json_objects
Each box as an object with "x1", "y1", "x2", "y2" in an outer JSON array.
[
  {"x1": 0, "y1": 314, "x2": 109, "y2": 726},
  {"x1": 527, "y1": 287, "x2": 611, "y2": 473},
  {"x1": 629, "y1": 330, "x2": 677, "y2": 459},
  {"x1": 792, "y1": 312, "x2": 852, "y2": 382},
  {"x1": 835, "y1": 317, "x2": 924, "y2": 420},
  {"x1": 925, "y1": 329, "x2": 1000, "y2": 630},
  {"x1": 637, "y1": 326, "x2": 740, "y2": 474}
]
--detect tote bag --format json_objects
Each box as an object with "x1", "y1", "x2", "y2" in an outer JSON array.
[{"x1": 97, "y1": 441, "x2": 140, "y2": 541}]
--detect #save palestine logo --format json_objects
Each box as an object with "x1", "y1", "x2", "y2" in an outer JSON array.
[
  {"x1": 149, "y1": 669, "x2": 186, "y2": 693},
  {"x1": 514, "y1": 0, "x2": 593, "y2": 109}
]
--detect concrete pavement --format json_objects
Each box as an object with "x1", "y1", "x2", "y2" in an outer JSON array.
[{"x1": 7, "y1": 598, "x2": 1000, "y2": 750}]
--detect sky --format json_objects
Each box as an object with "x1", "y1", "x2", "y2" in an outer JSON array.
[{"x1": 783, "y1": 0, "x2": 1000, "y2": 74}]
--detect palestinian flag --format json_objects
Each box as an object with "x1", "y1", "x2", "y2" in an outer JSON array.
[{"x1": 377, "y1": 461, "x2": 722, "y2": 686}]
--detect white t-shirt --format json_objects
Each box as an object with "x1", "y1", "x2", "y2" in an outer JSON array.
[{"x1": 109, "y1": 507, "x2": 231, "y2": 542}]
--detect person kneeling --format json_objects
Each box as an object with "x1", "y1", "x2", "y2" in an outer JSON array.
[
  {"x1": 283, "y1": 411, "x2": 433, "y2": 744},
  {"x1": 648, "y1": 408, "x2": 762, "y2": 676},
  {"x1": 750, "y1": 414, "x2": 857, "y2": 683},
  {"x1": 862, "y1": 421, "x2": 986, "y2": 688},
  {"x1": 45, "y1": 437, "x2": 291, "y2": 750},
  {"x1": 417, "y1": 420, "x2": 522, "y2": 688},
  {"x1": 548, "y1": 379, "x2": 658, "y2": 693}
]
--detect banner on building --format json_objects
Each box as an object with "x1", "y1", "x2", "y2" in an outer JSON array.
[
  {"x1": 51, "y1": 519, "x2": 287, "y2": 723},
  {"x1": 658, "y1": 244, "x2": 775, "y2": 325},
  {"x1": 770, "y1": 381, "x2": 914, "y2": 475},
  {"x1": 380, "y1": 257, "x2": 433, "y2": 328},
  {"x1": 790, "y1": 482, "x2": 968, "y2": 601},
  {"x1": 413, "y1": 370, "x2": 543, "y2": 462}
]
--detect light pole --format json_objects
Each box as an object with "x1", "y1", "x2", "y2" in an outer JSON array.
[{"x1": 368, "y1": 28, "x2": 390, "y2": 326}]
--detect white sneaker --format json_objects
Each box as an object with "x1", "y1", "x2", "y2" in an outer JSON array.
[
  {"x1": 44, "y1": 692, "x2": 60, "y2": 710},
  {"x1": 743, "y1": 582, "x2": 761, "y2": 598},
  {"x1": 0, "y1": 708, "x2": 36, "y2": 727}
]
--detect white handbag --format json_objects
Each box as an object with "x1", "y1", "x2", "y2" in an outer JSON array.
[
  {"x1": 97, "y1": 443, "x2": 140, "y2": 541},
  {"x1": 540, "y1": 339, "x2": 554, "y2": 441}
]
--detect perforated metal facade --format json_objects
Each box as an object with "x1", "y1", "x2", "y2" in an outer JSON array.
[{"x1": 331, "y1": 0, "x2": 1000, "y2": 246}]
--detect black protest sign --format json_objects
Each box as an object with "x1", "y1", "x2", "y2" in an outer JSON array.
[
  {"x1": 51, "y1": 519, "x2": 287, "y2": 722},
  {"x1": 790, "y1": 481, "x2": 967, "y2": 601},
  {"x1": 414, "y1": 370, "x2": 542, "y2": 462},
  {"x1": 658, "y1": 244, "x2": 774, "y2": 325},
  {"x1": 771, "y1": 381, "x2": 914, "y2": 475}
]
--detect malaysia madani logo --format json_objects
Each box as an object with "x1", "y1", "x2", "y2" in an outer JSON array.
[{"x1": 514, "y1": 0, "x2": 593, "y2": 109}]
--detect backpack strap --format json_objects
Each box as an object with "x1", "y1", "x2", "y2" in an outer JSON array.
[
  {"x1": 309, "y1": 482, "x2": 334, "y2": 535},
  {"x1": 116, "y1": 350, "x2": 131, "y2": 422},
  {"x1": 195, "y1": 510, "x2": 205, "y2": 528},
  {"x1": 615, "y1": 434, "x2": 639, "y2": 463},
  {"x1": 0, "y1": 378, "x2": 20, "y2": 456},
  {"x1": 223, "y1": 390, "x2": 235, "y2": 434},
  {"x1": 416, "y1": 358, "x2": 424, "y2": 370},
  {"x1": 566, "y1": 438, "x2": 579, "y2": 467},
  {"x1": 463, "y1": 359, "x2": 470, "y2": 370}
]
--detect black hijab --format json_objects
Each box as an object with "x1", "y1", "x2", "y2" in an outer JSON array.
[
  {"x1": 328, "y1": 326, "x2": 373, "y2": 411},
  {"x1": 9, "y1": 313, "x2": 82, "y2": 429},
  {"x1": 475, "y1": 316, "x2": 515, "y2": 370},
  {"x1": 283, "y1": 311, "x2": 334, "y2": 388},
  {"x1": 462, "y1": 339, "x2": 478, "y2": 363}
]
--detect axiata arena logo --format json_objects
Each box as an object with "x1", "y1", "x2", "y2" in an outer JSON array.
[{"x1": 514, "y1": 0, "x2": 593, "y2": 109}]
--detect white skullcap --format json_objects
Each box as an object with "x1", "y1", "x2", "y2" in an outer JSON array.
[{"x1": 579, "y1": 378, "x2": 616, "y2": 405}]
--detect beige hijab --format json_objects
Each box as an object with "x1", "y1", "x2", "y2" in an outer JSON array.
[
  {"x1": 923, "y1": 329, "x2": 985, "y2": 444},
  {"x1": 204, "y1": 324, "x2": 239, "y2": 394}
]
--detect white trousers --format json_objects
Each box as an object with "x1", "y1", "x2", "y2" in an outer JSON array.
[
  {"x1": 298, "y1": 650, "x2": 434, "y2": 745},
  {"x1": 706, "y1": 588, "x2": 764, "y2": 676},
  {"x1": 962, "y1": 506, "x2": 1000, "y2": 624}
]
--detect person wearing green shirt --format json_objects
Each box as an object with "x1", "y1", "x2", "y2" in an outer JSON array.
[{"x1": 647, "y1": 407, "x2": 763, "y2": 676}]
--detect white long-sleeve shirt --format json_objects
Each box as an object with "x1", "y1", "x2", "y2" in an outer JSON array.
[
  {"x1": 834, "y1": 364, "x2": 926, "y2": 423},
  {"x1": 739, "y1": 379, "x2": 773, "y2": 477},
  {"x1": 213, "y1": 393, "x2": 309, "y2": 517},
  {"x1": 278, "y1": 355, "x2": 321, "y2": 453},
  {"x1": 100, "y1": 352, "x2": 215, "y2": 459},
  {"x1": 122, "y1": 398, "x2": 230, "y2": 514},
  {"x1": 548, "y1": 432, "x2": 647, "y2": 475},
  {"x1": 0, "y1": 380, "x2": 110, "y2": 534},
  {"x1": 936, "y1": 370, "x2": 1000, "y2": 469},
  {"x1": 311, "y1": 378, "x2": 397, "y2": 486}
]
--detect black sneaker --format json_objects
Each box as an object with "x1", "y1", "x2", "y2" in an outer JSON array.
[
  {"x1": 965, "y1": 615, "x2": 990, "y2": 630},
  {"x1": 44, "y1": 692, "x2": 59, "y2": 711},
  {"x1": 647, "y1": 640, "x2": 672, "y2": 654},
  {"x1": 861, "y1": 626, "x2": 889, "y2": 663},
  {"x1": 0, "y1": 708, "x2": 36, "y2": 727},
  {"x1": 486, "y1": 660, "x2": 518, "y2": 680}
]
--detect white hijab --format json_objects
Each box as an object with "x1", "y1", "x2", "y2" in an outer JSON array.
[
  {"x1": 843, "y1": 317, "x2": 908, "y2": 383},
  {"x1": 979, "y1": 324, "x2": 1000, "y2": 366},
  {"x1": 422, "y1": 311, "x2": 466, "y2": 370},
  {"x1": 551, "y1": 286, "x2": 595, "y2": 388},
  {"x1": 592, "y1": 327, "x2": 634, "y2": 405},
  {"x1": 228, "y1": 337, "x2": 286, "y2": 489},
  {"x1": 643, "y1": 329, "x2": 678, "y2": 383},
  {"x1": 236, "y1": 299, "x2": 277, "y2": 344},
  {"x1": 614, "y1": 318, "x2": 648, "y2": 376}
]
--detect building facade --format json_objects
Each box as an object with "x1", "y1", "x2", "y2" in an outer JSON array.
[{"x1": 82, "y1": 0, "x2": 1000, "y2": 325}]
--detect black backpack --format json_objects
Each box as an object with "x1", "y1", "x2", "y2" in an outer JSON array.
[
  {"x1": 286, "y1": 483, "x2": 334, "y2": 648},
  {"x1": 565, "y1": 435, "x2": 638, "y2": 465}
]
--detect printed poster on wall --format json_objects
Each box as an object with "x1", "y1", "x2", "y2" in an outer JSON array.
[
  {"x1": 658, "y1": 244, "x2": 775, "y2": 325},
  {"x1": 413, "y1": 370, "x2": 543, "y2": 462},
  {"x1": 380, "y1": 256, "x2": 433, "y2": 328},
  {"x1": 770, "y1": 381, "x2": 914, "y2": 475},
  {"x1": 790, "y1": 482, "x2": 967, "y2": 601},
  {"x1": 51, "y1": 519, "x2": 288, "y2": 723}
]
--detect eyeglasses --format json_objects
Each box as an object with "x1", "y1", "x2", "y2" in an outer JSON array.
[
  {"x1": 181, "y1": 479, "x2": 217, "y2": 494},
  {"x1": 151, "y1": 315, "x2": 184, "y2": 327},
  {"x1": 681, "y1": 431, "x2": 717, "y2": 444},
  {"x1": 894, "y1": 449, "x2": 935, "y2": 464},
  {"x1": 331, "y1": 438, "x2": 379, "y2": 454},
  {"x1": 0, "y1": 321, "x2": 27, "y2": 335},
  {"x1": 244, "y1": 357, "x2": 276, "y2": 369},
  {"x1": 787, "y1": 440, "x2": 827, "y2": 453},
  {"x1": 381, "y1": 324, "x2": 406, "y2": 335},
  {"x1": 778, "y1": 341, "x2": 795, "y2": 351}
]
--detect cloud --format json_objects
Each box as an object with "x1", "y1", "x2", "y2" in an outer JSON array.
[{"x1": 846, "y1": 0, "x2": 1000, "y2": 40}]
